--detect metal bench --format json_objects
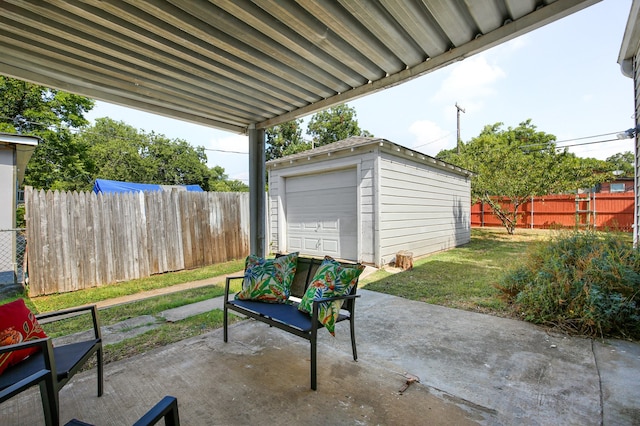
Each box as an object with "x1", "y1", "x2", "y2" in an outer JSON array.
[{"x1": 223, "y1": 256, "x2": 361, "y2": 390}]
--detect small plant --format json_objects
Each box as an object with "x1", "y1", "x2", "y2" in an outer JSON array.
[{"x1": 497, "y1": 231, "x2": 640, "y2": 339}]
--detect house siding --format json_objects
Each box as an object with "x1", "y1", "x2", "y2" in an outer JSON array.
[
  {"x1": 378, "y1": 152, "x2": 471, "y2": 265},
  {"x1": 0, "y1": 148, "x2": 14, "y2": 272},
  {"x1": 635, "y1": 46, "x2": 640, "y2": 245}
]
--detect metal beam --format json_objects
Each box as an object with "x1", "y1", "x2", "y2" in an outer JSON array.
[{"x1": 248, "y1": 126, "x2": 266, "y2": 257}]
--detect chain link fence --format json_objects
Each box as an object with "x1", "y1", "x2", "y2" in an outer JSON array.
[{"x1": 0, "y1": 228, "x2": 26, "y2": 295}]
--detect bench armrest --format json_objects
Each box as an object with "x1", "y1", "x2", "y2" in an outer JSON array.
[
  {"x1": 0, "y1": 368, "x2": 52, "y2": 401},
  {"x1": 132, "y1": 395, "x2": 180, "y2": 426},
  {"x1": 36, "y1": 305, "x2": 102, "y2": 340},
  {"x1": 224, "y1": 276, "x2": 244, "y2": 301},
  {"x1": 0, "y1": 337, "x2": 56, "y2": 377},
  {"x1": 0, "y1": 337, "x2": 51, "y2": 356}
]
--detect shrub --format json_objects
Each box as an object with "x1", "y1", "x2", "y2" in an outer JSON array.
[{"x1": 497, "y1": 231, "x2": 640, "y2": 339}]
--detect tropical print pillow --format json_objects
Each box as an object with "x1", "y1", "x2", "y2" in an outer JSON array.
[
  {"x1": 298, "y1": 256, "x2": 365, "y2": 335},
  {"x1": 235, "y1": 252, "x2": 298, "y2": 303}
]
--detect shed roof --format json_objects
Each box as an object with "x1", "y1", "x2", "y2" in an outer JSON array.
[
  {"x1": 0, "y1": 1, "x2": 598, "y2": 134},
  {"x1": 267, "y1": 136, "x2": 473, "y2": 177}
]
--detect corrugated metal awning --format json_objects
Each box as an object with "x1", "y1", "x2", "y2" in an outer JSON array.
[{"x1": 0, "y1": 0, "x2": 599, "y2": 134}]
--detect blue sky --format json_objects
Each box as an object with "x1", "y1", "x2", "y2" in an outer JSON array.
[{"x1": 86, "y1": 0, "x2": 635, "y2": 183}]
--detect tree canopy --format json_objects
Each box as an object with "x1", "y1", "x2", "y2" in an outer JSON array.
[
  {"x1": 605, "y1": 151, "x2": 634, "y2": 178},
  {"x1": 307, "y1": 103, "x2": 372, "y2": 148},
  {"x1": 78, "y1": 118, "x2": 247, "y2": 192},
  {"x1": 1, "y1": 75, "x2": 247, "y2": 192},
  {"x1": 265, "y1": 119, "x2": 309, "y2": 161},
  {"x1": 437, "y1": 120, "x2": 614, "y2": 234},
  {"x1": 266, "y1": 103, "x2": 373, "y2": 161},
  {"x1": 1, "y1": 76, "x2": 95, "y2": 190}
]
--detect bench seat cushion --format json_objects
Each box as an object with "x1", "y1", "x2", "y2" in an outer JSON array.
[
  {"x1": 228, "y1": 300, "x2": 349, "y2": 332},
  {"x1": 0, "y1": 339, "x2": 100, "y2": 391}
]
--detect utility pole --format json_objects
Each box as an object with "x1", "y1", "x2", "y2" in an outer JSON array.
[{"x1": 455, "y1": 102, "x2": 465, "y2": 154}]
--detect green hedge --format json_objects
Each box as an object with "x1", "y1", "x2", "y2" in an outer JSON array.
[{"x1": 498, "y1": 231, "x2": 640, "y2": 339}]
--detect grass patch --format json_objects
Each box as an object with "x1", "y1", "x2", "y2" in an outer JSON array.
[
  {"x1": 28, "y1": 259, "x2": 245, "y2": 313},
  {"x1": 82, "y1": 310, "x2": 243, "y2": 368},
  {"x1": 39, "y1": 285, "x2": 239, "y2": 338},
  {"x1": 362, "y1": 228, "x2": 552, "y2": 315}
]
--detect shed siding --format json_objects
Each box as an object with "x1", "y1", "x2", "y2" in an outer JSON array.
[
  {"x1": 359, "y1": 157, "x2": 376, "y2": 264},
  {"x1": 267, "y1": 151, "x2": 377, "y2": 262},
  {"x1": 378, "y1": 152, "x2": 471, "y2": 264},
  {"x1": 268, "y1": 174, "x2": 280, "y2": 253}
]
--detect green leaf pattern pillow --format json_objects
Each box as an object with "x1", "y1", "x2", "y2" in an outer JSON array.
[
  {"x1": 298, "y1": 256, "x2": 365, "y2": 335},
  {"x1": 235, "y1": 252, "x2": 298, "y2": 303}
]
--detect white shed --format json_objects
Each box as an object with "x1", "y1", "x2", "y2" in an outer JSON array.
[{"x1": 267, "y1": 137, "x2": 472, "y2": 267}]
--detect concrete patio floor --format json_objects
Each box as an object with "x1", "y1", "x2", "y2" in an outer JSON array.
[{"x1": 2, "y1": 289, "x2": 639, "y2": 425}]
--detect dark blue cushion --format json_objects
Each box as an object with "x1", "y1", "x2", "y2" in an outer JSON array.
[{"x1": 228, "y1": 300, "x2": 349, "y2": 332}]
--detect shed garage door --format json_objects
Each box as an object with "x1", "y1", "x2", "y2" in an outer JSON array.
[{"x1": 285, "y1": 169, "x2": 357, "y2": 260}]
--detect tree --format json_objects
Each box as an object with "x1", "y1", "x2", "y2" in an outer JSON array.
[
  {"x1": 77, "y1": 118, "x2": 248, "y2": 192},
  {"x1": 605, "y1": 151, "x2": 634, "y2": 177},
  {"x1": 0, "y1": 76, "x2": 95, "y2": 190},
  {"x1": 306, "y1": 104, "x2": 372, "y2": 148},
  {"x1": 437, "y1": 120, "x2": 613, "y2": 234},
  {"x1": 265, "y1": 119, "x2": 309, "y2": 161},
  {"x1": 208, "y1": 165, "x2": 248, "y2": 192}
]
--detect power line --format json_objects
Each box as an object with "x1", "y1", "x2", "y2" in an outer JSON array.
[{"x1": 203, "y1": 148, "x2": 247, "y2": 154}]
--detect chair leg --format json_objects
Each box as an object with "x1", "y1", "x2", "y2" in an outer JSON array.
[
  {"x1": 38, "y1": 376, "x2": 58, "y2": 426},
  {"x1": 350, "y1": 315, "x2": 358, "y2": 361},
  {"x1": 97, "y1": 348, "x2": 104, "y2": 397},
  {"x1": 310, "y1": 337, "x2": 317, "y2": 391},
  {"x1": 223, "y1": 305, "x2": 228, "y2": 342}
]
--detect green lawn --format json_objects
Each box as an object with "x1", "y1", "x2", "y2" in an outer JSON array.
[
  {"x1": 2, "y1": 227, "x2": 569, "y2": 363},
  {"x1": 361, "y1": 228, "x2": 552, "y2": 316}
]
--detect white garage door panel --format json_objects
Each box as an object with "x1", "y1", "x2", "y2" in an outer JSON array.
[{"x1": 286, "y1": 169, "x2": 357, "y2": 260}]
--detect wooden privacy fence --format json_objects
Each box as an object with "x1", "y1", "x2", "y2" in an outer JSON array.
[
  {"x1": 24, "y1": 187, "x2": 250, "y2": 296},
  {"x1": 471, "y1": 193, "x2": 634, "y2": 231}
]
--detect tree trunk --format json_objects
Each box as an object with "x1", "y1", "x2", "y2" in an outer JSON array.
[{"x1": 396, "y1": 251, "x2": 413, "y2": 270}]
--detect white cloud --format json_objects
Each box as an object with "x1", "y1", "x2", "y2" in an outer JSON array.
[
  {"x1": 408, "y1": 120, "x2": 455, "y2": 156},
  {"x1": 431, "y1": 55, "x2": 506, "y2": 110}
]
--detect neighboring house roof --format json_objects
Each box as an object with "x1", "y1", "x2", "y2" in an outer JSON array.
[
  {"x1": 266, "y1": 136, "x2": 473, "y2": 177},
  {"x1": 93, "y1": 179, "x2": 204, "y2": 194},
  {"x1": 0, "y1": 133, "x2": 40, "y2": 186}
]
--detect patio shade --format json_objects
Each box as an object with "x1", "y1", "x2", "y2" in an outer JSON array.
[{"x1": 0, "y1": 0, "x2": 599, "y2": 134}]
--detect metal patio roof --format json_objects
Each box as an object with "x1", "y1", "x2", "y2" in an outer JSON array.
[{"x1": 0, "y1": 0, "x2": 599, "y2": 135}]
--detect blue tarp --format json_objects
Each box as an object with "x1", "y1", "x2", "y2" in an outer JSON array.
[{"x1": 93, "y1": 179, "x2": 204, "y2": 194}]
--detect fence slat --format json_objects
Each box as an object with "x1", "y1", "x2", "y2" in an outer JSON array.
[{"x1": 24, "y1": 188, "x2": 250, "y2": 296}]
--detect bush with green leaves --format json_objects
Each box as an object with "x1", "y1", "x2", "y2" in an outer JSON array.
[{"x1": 497, "y1": 231, "x2": 640, "y2": 339}]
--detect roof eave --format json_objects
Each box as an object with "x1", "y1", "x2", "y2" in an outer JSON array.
[{"x1": 618, "y1": 0, "x2": 640, "y2": 78}]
